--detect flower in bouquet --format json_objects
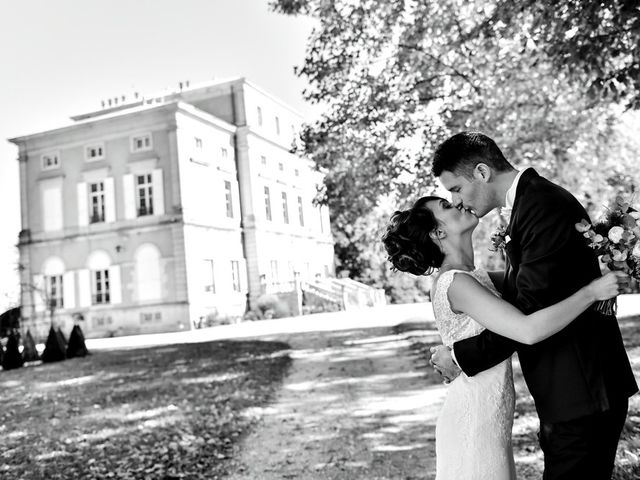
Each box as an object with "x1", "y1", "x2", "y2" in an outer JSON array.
[{"x1": 575, "y1": 195, "x2": 640, "y2": 315}]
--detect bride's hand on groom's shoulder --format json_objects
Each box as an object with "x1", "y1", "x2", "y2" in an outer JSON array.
[{"x1": 430, "y1": 345, "x2": 462, "y2": 384}]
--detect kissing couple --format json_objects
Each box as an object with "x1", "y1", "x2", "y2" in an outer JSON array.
[{"x1": 382, "y1": 132, "x2": 638, "y2": 479}]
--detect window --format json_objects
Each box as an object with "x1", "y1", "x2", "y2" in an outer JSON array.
[
  {"x1": 140, "y1": 312, "x2": 162, "y2": 324},
  {"x1": 294, "y1": 168, "x2": 299, "y2": 177},
  {"x1": 135, "y1": 243, "x2": 162, "y2": 301},
  {"x1": 89, "y1": 182, "x2": 105, "y2": 223},
  {"x1": 136, "y1": 173, "x2": 154, "y2": 216},
  {"x1": 224, "y1": 180, "x2": 234, "y2": 218},
  {"x1": 204, "y1": 259, "x2": 215, "y2": 293},
  {"x1": 297, "y1": 196, "x2": 304, "y2": 226},
  {"x1": 195, "y1": 137, "x2": 203, "y2": 149},
  {"x1": 257, "y1": 106, "x2": 263, "y2": 126},
  {"x1": 93, "y1": 269, "x2": 110, "y2": 304},
  {"x1": 85, "y1": 143, "x2": 105, "y2": 161},
  {"x1": 131, "y1": 133, "x2": 152, "y2": 153},
  {"x1": 264, "y1": 186, "x2": 272, "y2": 221},
  {"x1": 281, "y1": 191, "x2": 289, "y2": 224},
  {"x1": 93, "y1": 315, "x2": 113, "y2": 327},
  {"x1": 278, "y1": 162, "x2": 284, "y2": 171},
  {"x1": 231, "y1": 260, "x2": 241, "y2": 292},
  {"x1": 221, "y1": 147, "x2": 229, "y2": 159},
  {"x1": 270, "y1": 260, "x2": 279, "y2": 285},
  {"x1": 260, "y1": 155, "x2": 267, "y2": 166},
  {"x1": 41, "y1": 179, "x2": 63, "y2": 232},
  {"x1": 42, "y1": 152, "x2": 60, "y2": 170},
  {"x1": 275, "y1": 116, "x2": 280, "y2": 135},
  {"x1": 44, "y1": 275, "x2": 64, "y2": 309}
]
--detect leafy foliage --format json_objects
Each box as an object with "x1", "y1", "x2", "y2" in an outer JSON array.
[
  {"x1": 271, "y1": 0, "x2": 640, "y2": 299},
  {"x1": 489, "y1": 0, "x2": 640, "y2": 109}
]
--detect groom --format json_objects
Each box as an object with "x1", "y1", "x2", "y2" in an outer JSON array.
[{"x1": 429, "y1": 132, "x2": 637, "y2": 479}]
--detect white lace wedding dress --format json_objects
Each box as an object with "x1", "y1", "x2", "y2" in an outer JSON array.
[{"x1": 432, "y1": 268, "x2": 516, "y2": 480}]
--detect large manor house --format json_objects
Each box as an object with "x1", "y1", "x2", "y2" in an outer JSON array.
[{"x1": 9, "y1": 78, "x2": 344, "y2": 339}]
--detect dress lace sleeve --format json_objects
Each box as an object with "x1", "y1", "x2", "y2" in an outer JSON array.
[{"x1": 432, "y1": 269, "x2": 486, "y2": 347}]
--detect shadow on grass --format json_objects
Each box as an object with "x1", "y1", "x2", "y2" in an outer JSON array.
[{"x1": 0, "y1": 339, "x2": 291, "y2": 480}]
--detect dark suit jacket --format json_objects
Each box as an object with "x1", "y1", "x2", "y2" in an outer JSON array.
[{"x1": 453, "y1": 169, "x2": 638, "y2": 422}]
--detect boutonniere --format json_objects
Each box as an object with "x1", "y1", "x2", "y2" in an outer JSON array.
[{"x1": 489, "y1": 224, "x2": 511, "y2": 252}]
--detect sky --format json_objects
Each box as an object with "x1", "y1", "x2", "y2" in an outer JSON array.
[{"x1": 0, "y1": 0, "x2": 318, "y2": 311}]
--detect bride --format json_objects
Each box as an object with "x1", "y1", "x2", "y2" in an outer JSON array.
[{"x1": 381, "y1": 195, "x2": 626, "y2": 480}]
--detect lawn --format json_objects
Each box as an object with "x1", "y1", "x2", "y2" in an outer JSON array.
[{"x1": 0, "y1": 339, "x2": 291, "y2": 480}]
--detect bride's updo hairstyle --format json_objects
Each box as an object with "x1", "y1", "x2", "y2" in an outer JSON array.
[{"x1": 382, "y1": 196, "x2": 445, "y2": 276}]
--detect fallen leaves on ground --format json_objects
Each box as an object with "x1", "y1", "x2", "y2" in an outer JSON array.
[{"x1": 0, "y1": 339, "x2": 291, "y2": 479}]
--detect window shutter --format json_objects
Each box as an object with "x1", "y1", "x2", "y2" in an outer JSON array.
[
  {"x1": 123, "y1": 174, "x2": 135, "y2": 219},
  {"x1": 77, "y1": 182, "x2": 89, "y2": 227},
  {"x1": 63, "y1": 271, "x2": 76, "y2": 309},
  {"x1": 77, "y1": 269, "x2": 92, "y2": 307},
  {"x1": 33, "y1": 274, "x2": 45, "y2": 312},
  {"x1": 109, "y1": 265, "x2": 122, "y2": 304},
  {"x1": 152, "y1": 169, "x2": 165, "y2": 215},
  {"x1": 104, "y1": 177, "x2": 116, "y2": 223}
]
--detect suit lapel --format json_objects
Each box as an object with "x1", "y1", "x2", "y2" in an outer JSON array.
[{"x1": 502, "y1": 168, "x2": 539, "y2": 301}]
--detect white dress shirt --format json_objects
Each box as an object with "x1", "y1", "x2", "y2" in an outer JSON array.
[{"x1": 500, "y1": 168, "x2": 529, "y2": 221}]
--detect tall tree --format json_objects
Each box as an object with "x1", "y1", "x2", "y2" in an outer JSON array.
[
  {"x1": 489, "y1": 0, "x2": 640, "y2": 109},
  {"x1": 273, "y1": 0, "x2": 640, "y2": 297}
]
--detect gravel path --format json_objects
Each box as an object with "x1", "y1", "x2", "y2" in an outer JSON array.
[{"x1": 227, "y1": 324, "x2": 446, "y2": 480}]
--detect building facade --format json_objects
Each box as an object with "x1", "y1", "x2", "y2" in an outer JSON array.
[{"x1": 9, "y1": 78, "x2": 335, "y2": 340}]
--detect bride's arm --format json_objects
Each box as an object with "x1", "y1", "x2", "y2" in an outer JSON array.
[{"x1": 448, "y1": 272, "x2": 623, "y2": 345}]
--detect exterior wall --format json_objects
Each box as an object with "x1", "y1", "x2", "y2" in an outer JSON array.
[
  {"x1": 242, "y1": 82, "x2": 301, "y2": 150},
  {"x1": 11, "y1": 79, "x2": 336, "y2": 338},
  {"x1": 173, "y1": 109, "x2": 246, "y2": 323},
  {"x1": 14, "y1": 106, "x2": 191, "y2": 341},
  {"x1": 240, "y1": 90, "x2": 335, "y2": 302},
  {"x1": 182, "y1": 224, "x2": 248, "y2": 326}
]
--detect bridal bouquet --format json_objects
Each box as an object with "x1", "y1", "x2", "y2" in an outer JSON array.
[{"x1": 575, "y1": 196, "x2": 640, "y2": 315}]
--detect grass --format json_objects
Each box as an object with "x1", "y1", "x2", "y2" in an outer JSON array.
[{"x1": 0, "y1": 339, "x2": 291, "y2": 480}]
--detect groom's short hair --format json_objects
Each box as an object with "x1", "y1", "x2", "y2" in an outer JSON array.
[{"x1": 432, "y1": 132, "x2": 514, "y2": 178}]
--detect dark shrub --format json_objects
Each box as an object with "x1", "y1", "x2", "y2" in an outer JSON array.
[
  {"x1": 66, "y1": 325, "x2": 89, "y2": 358},
  {"x1": 255, "y1": 294, "x2": 291, "y2": 319},
  {"x1": 22, "y1": 330, "x2": 40, "y2": 362},
  {"x1": 2, "y1": 332, "x2": 24, "y2": 370},
  {"x1": 42, "y1": 326, "x2": 66, "y2": 363}
]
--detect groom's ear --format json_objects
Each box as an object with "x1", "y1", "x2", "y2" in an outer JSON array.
[{"x1": 473, "y1": 163, "x2": 492, "y2": 183}]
